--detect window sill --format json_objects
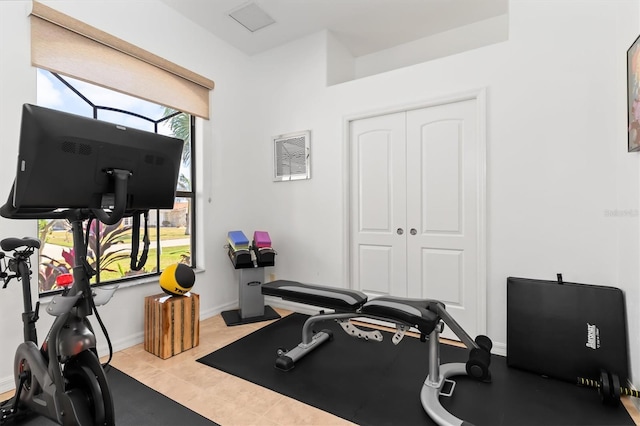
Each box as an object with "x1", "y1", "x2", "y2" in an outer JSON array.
[{"x1": 37, "y1": 268, "x2": 204, "y2": 305}]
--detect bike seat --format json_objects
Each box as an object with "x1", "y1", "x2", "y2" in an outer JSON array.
[{"x1": 0, "y1": 237, "x2": 41, "y2": 251}]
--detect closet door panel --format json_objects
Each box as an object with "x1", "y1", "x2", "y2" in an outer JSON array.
[
  {"x1": 350, "y1": 112, "x2": 407, "y2": 296},
  {"x1": 406, "y1": 99, "x2": 480, "y2": 338},
  {"x1": 421, "y1": 120, "x2": 462, "y2": 234}
]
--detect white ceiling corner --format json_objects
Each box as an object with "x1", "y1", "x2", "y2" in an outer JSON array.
[{"x1": 158, "y1": 0, "x2": 509, "y2": 57}]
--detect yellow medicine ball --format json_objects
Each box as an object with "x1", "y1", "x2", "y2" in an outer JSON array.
[{"x1": 159, "y1": 263, "x2": 195, "y2": 296}]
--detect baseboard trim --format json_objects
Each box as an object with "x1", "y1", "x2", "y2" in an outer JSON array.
[{"x1": 0, "y1": 375, "x2": 14, "y2": 395}]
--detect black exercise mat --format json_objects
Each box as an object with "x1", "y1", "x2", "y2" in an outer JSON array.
[
  {"x1": 5, "y1": 367, "x2": 217, "y2": 425},
  {"x1": 197, "y1": 313, "x2": 635, "y2": 426}
]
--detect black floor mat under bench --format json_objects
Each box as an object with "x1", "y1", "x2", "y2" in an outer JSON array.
[
  {"x1": 4, "y1": 367, "x2": 218, "y2": 426},
  {"x1": 197, "y1": 313, "x2": 635, "y2": 426}
]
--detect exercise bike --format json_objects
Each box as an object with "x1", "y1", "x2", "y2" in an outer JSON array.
[
  {"x1": 0, "y1": 168, "x2": 144, "y2": 425},
  {"x1": 0, "y1": 103, "x2": 184, "y2": 425},
  {"x1": 0, "y1": 204, "x2": 124, "y2": 426}
]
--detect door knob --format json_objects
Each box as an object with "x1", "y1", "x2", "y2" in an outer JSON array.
[
  {"x1": 410, "y1": 228, "x2": 417, "y2": 235},
  {"x1": 396, "y1": 228, "x2": 404, "y2": 235}
]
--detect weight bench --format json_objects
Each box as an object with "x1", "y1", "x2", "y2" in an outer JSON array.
[{"x1": 262, "y1": 280, "x2": 493, "y2": 426}]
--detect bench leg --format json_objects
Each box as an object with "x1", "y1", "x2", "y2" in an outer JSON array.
[
  {"x1": 421, "y1": 327, "x2": 473, "y2": 426},
  {"x1": 276, "y1": 330, "x2": 332, "y2": 370},
  {"x1": 421, "y1": 363, "x2": 470, "y2": 426},
  {"x1": 276, "y1": 313, "x2": 356, "y2": 370}
]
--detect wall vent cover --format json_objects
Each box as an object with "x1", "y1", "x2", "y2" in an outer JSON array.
[{"x1": 273, "y1": 130, "x2": 310, "y2": 181}]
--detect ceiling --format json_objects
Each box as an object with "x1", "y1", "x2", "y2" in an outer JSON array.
[{"x1": 158, "y1": 0, "x2": 509, "y2": 57}]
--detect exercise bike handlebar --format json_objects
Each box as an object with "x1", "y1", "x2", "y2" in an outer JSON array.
[
  {"x1": 0, "y1": 169, "x2": 132, "y2": 224},
  {"x1": 0, "y1": 185, "x2": 79, "y2": 221}
]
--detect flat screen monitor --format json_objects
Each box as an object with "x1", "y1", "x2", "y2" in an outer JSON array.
[{"x1": 9, "y1": 104, "x2": 184, "y2": 212}]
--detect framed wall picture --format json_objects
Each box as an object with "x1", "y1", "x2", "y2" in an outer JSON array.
[
  {"x1": 273, "y1": 130, "x2": 311, "y2": 181},
  {"x1": 627, "y1": 34, "x2": 640, "y2": 152}
]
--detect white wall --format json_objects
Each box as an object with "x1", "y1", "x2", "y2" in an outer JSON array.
[
  {"x1": 246, "y1": 0, "x2": 640, "y2": 385},
  {"x1": 1, "y1": 0, "x2": 639, "y2": 397},
  {"x1": 0, "y1": 0, "x2": 39, "y2": 394},
  {"x1": 354, "y1": 14, "x2": 510, "y2": 80},
  {"x1": 0, "y1": 0, "x2": 255, "y2": 391}
]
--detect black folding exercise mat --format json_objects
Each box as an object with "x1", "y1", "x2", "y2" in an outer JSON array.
[
  {"x1": 197, "y1": 313, "x2": 634, "y2": 426},
  {"x1": 4, "y1": 367, "x2": 218, "y2": 426},
  {"x1": 507, "y1": 276, "x2": 629, "y2": 385}
]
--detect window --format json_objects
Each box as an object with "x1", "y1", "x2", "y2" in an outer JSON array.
[{"x1": 36, "y1": 69, "x2": 196, "y2": 294}]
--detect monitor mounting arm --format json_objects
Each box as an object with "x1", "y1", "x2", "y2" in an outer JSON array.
[{"x1": 92, "y1": 168, "x2": 131, "y2": 225}]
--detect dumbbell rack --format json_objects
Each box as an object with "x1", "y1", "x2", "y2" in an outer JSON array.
[{"x1": 221, "y1": 240, "x2": 280, "y2": 326}]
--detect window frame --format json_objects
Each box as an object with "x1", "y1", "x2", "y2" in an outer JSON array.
[{"x1": 36, "y1": 70, "x2": 197, "y2": 294}]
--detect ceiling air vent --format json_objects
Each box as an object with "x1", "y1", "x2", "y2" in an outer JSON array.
[
  {"x1": 229, "y1": 2, "x2": 275, "y2": 33},
  {"x1": 273, "y1": 130, "x2": 310, "y2": 182}
]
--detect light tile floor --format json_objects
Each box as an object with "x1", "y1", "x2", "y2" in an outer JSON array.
[
  {"x1": 108, "y1": 308, "x2": 354, "y2": 425},
  {"x1": 1, "y1": 308, "x2": 639, "y2": 425},
  {"x1": 1, "y1": 308, "x2": 354, "y2": 425}
]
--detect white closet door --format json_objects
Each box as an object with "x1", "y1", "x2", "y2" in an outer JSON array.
[
  {"x1": 350, "y1": 112, "x2": 408, "y2": 297},
  {"x1": 406, "y1": 99, "x2": 481, "y2": 338},
  {"x1": 349, "y1": 95, "x2": 485, "y2": 339}
]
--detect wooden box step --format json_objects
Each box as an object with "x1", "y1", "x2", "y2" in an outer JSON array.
[{"x1": 144, "y1": 293, "x2": 200, "y2": 359}]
